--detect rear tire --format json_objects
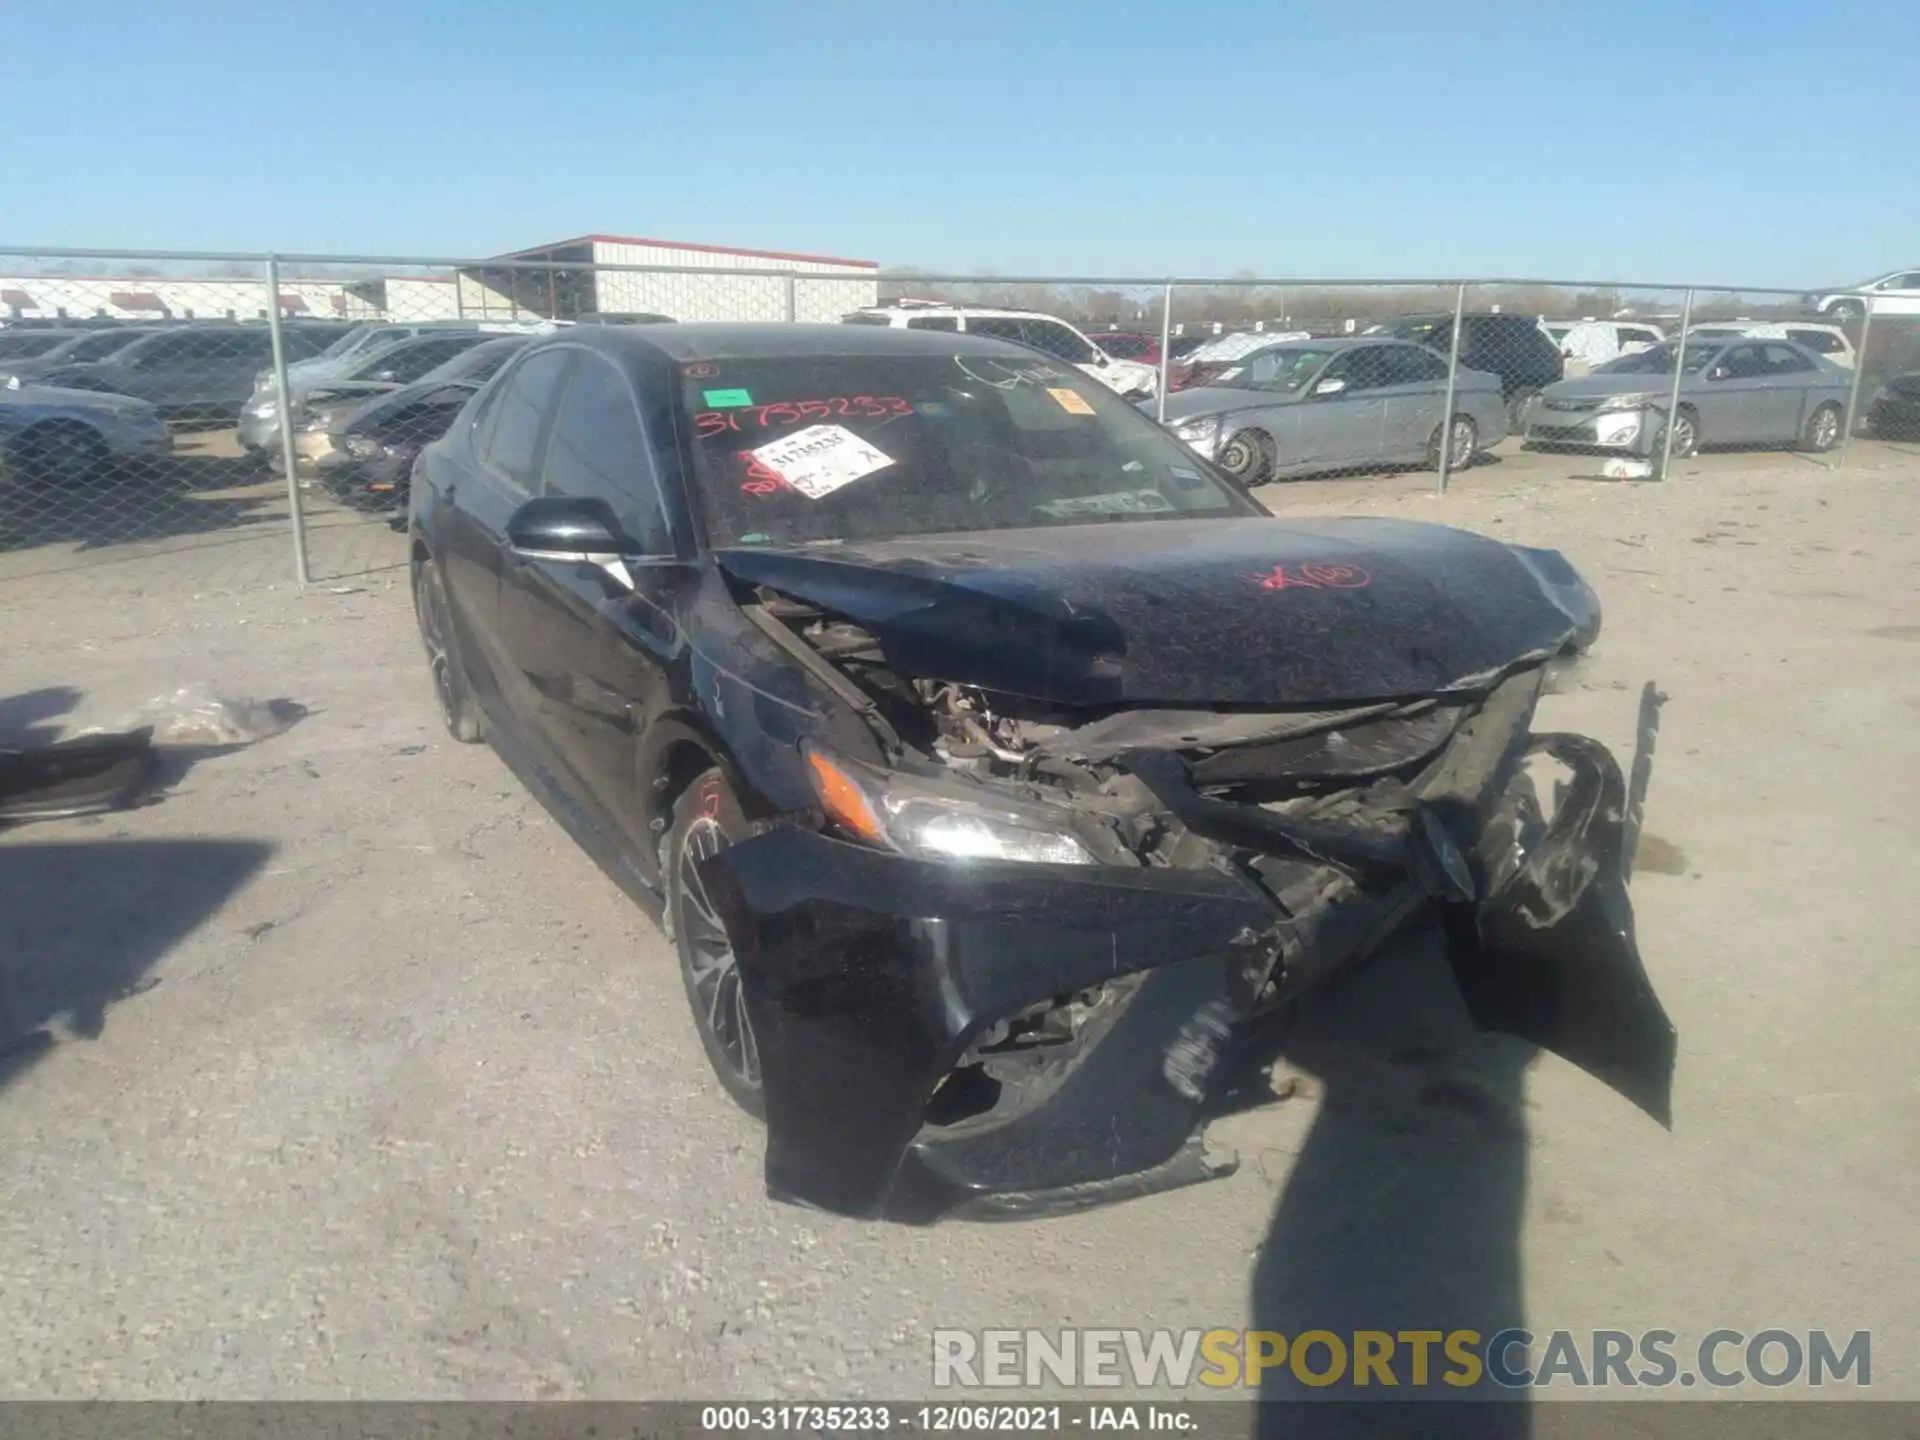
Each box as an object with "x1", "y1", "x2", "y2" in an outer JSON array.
[
  {"x1": 1216, "y1": 427, "x2": 1275, "y2": 485},
  {"x1": 411, "y1": 557, "x2": 486, "y2": 743},
  {"x1": 666, "y1": 770, "x2": 766, "y2": 1120},
  {"x1": 1799, "y1": 401, "x2": 1843, "y2": 454}
]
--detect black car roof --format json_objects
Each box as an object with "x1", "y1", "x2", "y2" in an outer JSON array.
[{"x1": 552, "y1": 321, "x2": 1050, "y2": 366}]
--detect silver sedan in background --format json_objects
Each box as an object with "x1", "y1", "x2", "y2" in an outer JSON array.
[
  {"x1": 1148, "y1": 338, "x2": 1508, "y2": 483},
  {"x1": 1524, "y1": 337, "x2": 1852, "y2": 458}
]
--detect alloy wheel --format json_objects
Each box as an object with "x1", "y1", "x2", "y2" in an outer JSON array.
[{"x1": 677, "y1": 817, "x2": 760, "y2": 1090}]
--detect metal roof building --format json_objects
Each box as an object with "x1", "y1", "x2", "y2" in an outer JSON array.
[{"x1": 455, "y1": 234, "x2": 881, "y2": 325}]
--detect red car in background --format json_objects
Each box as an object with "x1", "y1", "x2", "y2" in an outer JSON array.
[{"x1": 1086, "y1": 330, "x2": 1163, "y2": 366}]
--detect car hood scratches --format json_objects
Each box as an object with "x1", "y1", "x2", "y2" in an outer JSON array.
[{"x1": 712, "y1": 516, "x2": 1588, "y2": 707}]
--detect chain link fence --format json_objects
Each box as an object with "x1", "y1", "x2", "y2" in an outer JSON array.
[{"x1": 4, "y1": 248, "x2": 1916, "y2": 598}]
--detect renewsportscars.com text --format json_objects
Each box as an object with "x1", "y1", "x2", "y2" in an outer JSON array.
[{"x1": 932, "y1": 1328, "x2": 1872, "y2": 1391}]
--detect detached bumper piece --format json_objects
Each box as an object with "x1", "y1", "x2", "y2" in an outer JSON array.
[
  {"x1": 0, "y1": 728, "x2": 159, "y2": 825},
  {"x1": 1442, "y1": 733, "x2": 1678, "y2": 1126}
]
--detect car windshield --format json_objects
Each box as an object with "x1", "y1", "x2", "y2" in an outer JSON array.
[
  {"x1": 681, "y1": 352, "x2": 1254, "y2": 547},
  {"x1": 1594, "y1": 342, "x2": 1724, "y2": 376},
  {"x1": 318, "y1": 323, "x2": 376, "y2": 359},
  {"x1": 420, "y1": 338, "x2": 525, "y2": 385},
  {"x1": 1377, "y1": 317, "x2": 1447, "y2": 346},
  {"x1": 1209, "y1": 347, "x2": 1337, "y2": 392},
  {"x1": 0, "y1": 332, "x2": 76, "y2": 359}
]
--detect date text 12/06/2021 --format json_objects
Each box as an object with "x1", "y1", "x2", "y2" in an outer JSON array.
[{"x1": 700, "y1": 1405, "x2": 1198, "y2": 1434}]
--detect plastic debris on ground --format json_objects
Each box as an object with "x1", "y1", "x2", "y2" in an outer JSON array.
[
  {"x1": 81, "y1": 686, "x2": 306, "y2": 748},
  {"x1": 1601, "y1": 458, "x2": 1657, "y2": 480}
]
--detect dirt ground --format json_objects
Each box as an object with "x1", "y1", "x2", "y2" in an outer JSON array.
[{"x1": 1, "y1": 435, "x2": 1916, "y2": 1405}]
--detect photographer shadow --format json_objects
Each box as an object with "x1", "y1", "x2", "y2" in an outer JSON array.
[{"x1": 1230, "y1": 930, "x2": 1536, "y2": 1439}]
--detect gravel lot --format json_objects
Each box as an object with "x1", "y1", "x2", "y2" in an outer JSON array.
[{"x1": 2, "y1": 437, "x2": 1916, "y2": 1404}]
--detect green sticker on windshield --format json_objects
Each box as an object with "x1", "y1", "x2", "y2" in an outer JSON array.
[{"x1": 703, "y1": 388, "x2": 753, "y2": 407}]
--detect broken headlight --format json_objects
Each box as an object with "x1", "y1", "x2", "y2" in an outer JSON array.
[
  {"x1": 803, "y1": 743, "x2": 1097, "y2": 866},
  {"x1": 1169, "y1": 413, "x2": 1222, "y2": 453}
]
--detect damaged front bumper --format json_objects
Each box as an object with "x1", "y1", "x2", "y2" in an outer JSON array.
[{"x1": 702, "y1": 708, "x2": 1676, "y2": 1224}]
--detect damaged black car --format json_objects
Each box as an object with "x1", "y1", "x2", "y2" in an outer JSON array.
[{"x1": 408, "y1": 324, "x2": 1676, "y2": 1223}]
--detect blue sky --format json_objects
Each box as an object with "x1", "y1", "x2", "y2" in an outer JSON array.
[{"x1": 3, "y1": 0, "x2": 1914, "y2": 287}]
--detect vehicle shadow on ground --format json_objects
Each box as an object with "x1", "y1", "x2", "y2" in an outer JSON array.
[
  {"x1": 0, "y1": 452, "x2": 282, "y2": 556},
  {"x1": 0, "y1": 837, "x2": 273, "y2": 1095},
  {"x1": 1220, "y1": 933, "x2": 1536, "y2": 1437},
  {"x1": 0, "y1": 686, "x2": 83, "y2": 748}
]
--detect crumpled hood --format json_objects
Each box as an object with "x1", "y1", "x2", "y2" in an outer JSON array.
[{"x1": 715, "y1": 516, "x2": 1597, "y2": 706}]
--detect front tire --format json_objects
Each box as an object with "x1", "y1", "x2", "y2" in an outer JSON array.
[
  {"x1": 1506, "y1": 388, "x2": 1540, "y2": 433},
  {"x1": 1216, "y1": 427, "x2": 1275, "y2": 485},
  {"x1": 1799, "y1": 401, "x2": 1843, "y2": 454},
  {"x1": 1828, "y1": 300, "x2": 1866, "y2": 324},
  {"x1": 1429, "y1": 414, "x2": 1479, "y2": 471},
  {"x1": 411, "y1": 557, "x2": 485, "y2": 743},
  {"x1": 667, "y1": 770, "x2": 765, "y2": 1119},
  {"x1": 1650, "y1": 407, "x2": 1699, "y2": 460}
]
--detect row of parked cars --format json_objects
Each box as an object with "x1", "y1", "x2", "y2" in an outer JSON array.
[
  {"x1": 0, "y1": 317, "x2": 567, "y2": 494},
  {"x1": 4, "y1": 296, "x2": 1915, "y2": 509}
]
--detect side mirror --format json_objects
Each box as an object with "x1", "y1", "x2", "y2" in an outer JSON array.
[
  {"x1": 1313, "y1": 377, "x2": 1348, "y2": 397},
  {"x1": 372, "y1": 369, "x2": 397, "y2": 383},
  {"x1": 506, "y1": 496, "x2": 631, "y2": 559},
  {"x1": 1707, "y1": 366, "x2": 1729, "y2": 382}
]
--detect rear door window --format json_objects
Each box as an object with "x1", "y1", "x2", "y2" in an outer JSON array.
[
  {"x1": 1326, "y1": 346, "x2": 1394, "y2": 391},
  {"x1": 1763, "y1": 343, "x2": 1814, "y2": 374},
  {"x1": 960, "y1": 316, "x2": 1027, "y2": 345},
  {"x1": 1718, "y1": 344, "x2": 1771, "y2": 380},
  {"x1": 1786, "y1": 329, "x2": 1842, "y2": 355},
  {"x1": 1380, "y1": 345, "x2": 1448, "y2": 384}
]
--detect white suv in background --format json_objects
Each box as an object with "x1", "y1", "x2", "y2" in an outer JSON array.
[
  {"x1": 1804, "y1": 270, "x2": 1920, "y2": 321},
  {"x1": 1685, "y1": 322, "x2": 1857, "y2": 369},
  {"x1": 841, "y1": 303, "x2": 1160, "y2": 397}
]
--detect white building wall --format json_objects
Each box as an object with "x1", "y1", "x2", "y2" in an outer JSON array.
[
  {"x1": 0, "y1": 275, "x2": 349, "y2": 322},
  {"x1": 381, "y1": 277, "x2": 462, "y2": 321},
  {"x1": 587, "y1": 241, "x2": 878, "y2": 323}
]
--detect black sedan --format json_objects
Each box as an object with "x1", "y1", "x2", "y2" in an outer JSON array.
[
  {"x1": 409, "y1": 324, "x2": 1676, "y2": 1223},
  {"x1": 300, "y1": 337, "x2": 533, "y2": 510},
  {"x1": 1866, "y1": 370, "x2": 1920, "y2": 439}
]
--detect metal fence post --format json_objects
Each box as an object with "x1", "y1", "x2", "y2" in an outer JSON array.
[
  {"x1": 1837, "y1": 300, "x2": 1875, "y2": 469},
  {"x1": 264, "y1": 254, "x2": 310, "y2": 589},
  {"x1": 783, "y1": 273, "x2": 798, "y2": 323},
  {"x1": 1435, "y1": 282, "x2": 1467, "y2": 494},
  {"x1": 1657, "y1": 288, "x2": 1695, "y2": 480},
  {"x1": 1156, "y1": 281, "x2": 1174, "y2": 424}
]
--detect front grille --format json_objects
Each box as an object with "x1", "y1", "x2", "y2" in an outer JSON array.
[
  {"x1": 1542, "y1": 397, "x2": 1599, "y2": 413},
  {"x1": 1191, "y1": 703, "x2": 1463, "y2": 786}
]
